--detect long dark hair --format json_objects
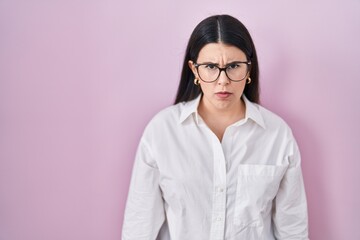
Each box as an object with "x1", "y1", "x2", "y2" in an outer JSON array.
[{"x1": 174, "y1": 14, "x2": 260, "y2": 104}]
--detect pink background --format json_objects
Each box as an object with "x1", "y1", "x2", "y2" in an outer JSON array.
[{"x1": 1, "y1": 0, "x2": 359, "y2": 239}]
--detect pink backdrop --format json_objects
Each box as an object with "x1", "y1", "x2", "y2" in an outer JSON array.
[{"x1": 1, "y1": 1, "x2": 359, "y2": 239}]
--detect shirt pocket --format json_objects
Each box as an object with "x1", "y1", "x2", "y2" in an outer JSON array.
[{"x1": 233, "y1": 164, "x2": 287, "y2": 228}]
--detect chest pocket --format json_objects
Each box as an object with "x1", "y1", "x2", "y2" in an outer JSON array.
[{"x1": 233, "y1": 164, "x2": 287, "y2": 228}]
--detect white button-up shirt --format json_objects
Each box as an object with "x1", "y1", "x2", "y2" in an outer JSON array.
[{"x1": 122, "y1": 95, "x2": 308, "y2": 240}]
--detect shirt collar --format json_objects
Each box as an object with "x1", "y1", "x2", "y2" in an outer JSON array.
[
  {"x1": 242, "y1": 95, "x2": 266, "y2": 129},
  {"x1": 179, "y1": 94, "x2": 266, "y2": 129},
  {"x1": 179, "y1": 95, "x2": 202, "y2": 124}
]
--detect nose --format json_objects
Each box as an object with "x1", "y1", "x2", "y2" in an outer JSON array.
[{"x1": 217, "y1": 69, "x2": 230, "y2": 85}]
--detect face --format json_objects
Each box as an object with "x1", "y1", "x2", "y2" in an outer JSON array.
[{"x1": 189, "y1": 43, "x2": 249, "y2": 112}]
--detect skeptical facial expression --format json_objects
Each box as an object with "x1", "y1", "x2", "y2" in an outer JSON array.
[{"x1": 189, "y1": 43, "x2": 250, "y2": 112}]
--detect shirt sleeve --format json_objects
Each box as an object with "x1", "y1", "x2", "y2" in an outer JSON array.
[
  {"x1": 272, "y1": 139, "x2": 309, "y2": 240},
  {"x1": 122, "y1": 138, "x2": 165, "y2": 240}
]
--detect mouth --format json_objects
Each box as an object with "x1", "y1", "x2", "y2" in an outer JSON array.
[{"x1": 215, "y1": 91, "x2": 232, "y2": 99}]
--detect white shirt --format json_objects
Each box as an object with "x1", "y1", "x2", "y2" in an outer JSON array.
[{"x1": 122, "y1": 95, "x2": 309, "y2": 240}]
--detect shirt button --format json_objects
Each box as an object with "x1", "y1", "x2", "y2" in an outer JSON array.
[
  {"x1": 217, "y1": 187, "x2": 224, "y2": 192},
  {"x1": 216, "y1": 217, "x2": 222, "y2": 221}
]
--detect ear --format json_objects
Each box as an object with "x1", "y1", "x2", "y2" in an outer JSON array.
[{"x1": 188, "y1": 60, "x2": 197, "y2": 77}]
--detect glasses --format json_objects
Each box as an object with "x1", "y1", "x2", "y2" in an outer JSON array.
[{"x1": 194, "y1": 61, "x2": 251, "y2": 83}]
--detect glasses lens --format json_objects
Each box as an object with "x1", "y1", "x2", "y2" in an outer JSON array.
[
  {"x1": 198, "y1": 64, "x2": 220, "y2": 82},
  {"x1": 226, "y1": 63, "x2": 249, "y2": 81}
]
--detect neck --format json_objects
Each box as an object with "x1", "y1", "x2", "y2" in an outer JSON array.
[{"x1": 198, "y1": 96, "x2": 246, "y2": 124}]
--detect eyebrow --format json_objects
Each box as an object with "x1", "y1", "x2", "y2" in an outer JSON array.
[{"x1": 197, "y1": 61, "x2": 248, "y2": 66}]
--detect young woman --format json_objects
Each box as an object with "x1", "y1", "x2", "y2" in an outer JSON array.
[{"x1": 122, "y1": 14, "x2": 309, "y2": 240}]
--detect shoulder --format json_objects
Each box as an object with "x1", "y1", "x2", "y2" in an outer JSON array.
[
  {"x1": 256, "y1": 104, "x2": 294, "y2": 138},
  {"x1": 140, "y1": 102, "x2": 185, "y2": 140},
  {"x1": 255, "y1": 104, "x2": 300, "y2": 161},
  {"x1": 148, "y1": 102, "x2": 183, "y2": 126}
]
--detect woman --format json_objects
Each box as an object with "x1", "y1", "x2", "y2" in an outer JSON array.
[{"x1": 122, "y1": 15, "x2": 309, "y2": 240}]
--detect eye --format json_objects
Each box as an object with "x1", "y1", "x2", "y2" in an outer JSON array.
[
  {"x1": 204, "y1": 64, "x2": 217, "y2": 70},
  {"x1": 227, "y1": 63, "x2": 240, "y2": 69}
]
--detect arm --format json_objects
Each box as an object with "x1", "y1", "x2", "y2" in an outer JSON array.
[
  {"x1": 272, "y1": 140, "x2": 309, "y2": 240},
  {"x1": 122, "y1": 139, "x2": 165, "y2": 240}
]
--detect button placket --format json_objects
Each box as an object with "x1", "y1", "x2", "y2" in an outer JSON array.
[{"x1": 209, "y1": 136, "x2": 227, "y2": 240}]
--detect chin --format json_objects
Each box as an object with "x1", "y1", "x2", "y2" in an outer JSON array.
[{"x1": 213, "y1": 101, "x2": 233, "y2": 110}]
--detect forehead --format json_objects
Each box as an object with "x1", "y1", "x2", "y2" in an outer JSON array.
[{"x1": 197, "y1": 43, "x2": 247, "y2": 62}]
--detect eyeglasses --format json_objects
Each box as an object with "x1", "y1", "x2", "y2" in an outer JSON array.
[{"x1": 194, "y1": 61, "x2": 251, "y2": 83}]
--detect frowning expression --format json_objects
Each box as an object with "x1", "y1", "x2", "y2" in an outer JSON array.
[{"x1": 189, "y1": 43, "x2": 250, "y2": 112}]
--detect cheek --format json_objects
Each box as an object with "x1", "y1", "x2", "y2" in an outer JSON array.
[
  {"x1": 235, "y1": 82, "x2": 246, "y2": 92},
  {"x1": 199, "y1": 83, "x2": 214, "y2": 94}
]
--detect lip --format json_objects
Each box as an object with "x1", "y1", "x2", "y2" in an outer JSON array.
[{"x1": 215, "y1": 91, "x2": 232, "y2": 99}]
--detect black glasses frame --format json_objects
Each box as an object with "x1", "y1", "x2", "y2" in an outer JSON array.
[{"x1": 194, "y1": 61, "x2": 251, "y2": 83}]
